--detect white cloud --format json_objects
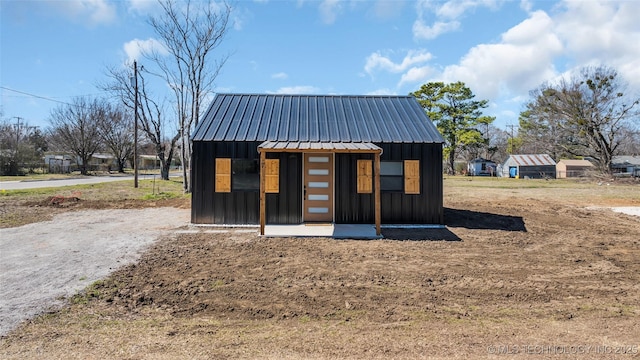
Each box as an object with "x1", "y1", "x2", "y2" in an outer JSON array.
[
  {"x1": 270, "y1": 86, "x2": 320, "y2": 94},
  {"x1": 439, "y1": 10, "x2": 563, "y2": 100},
  {"x1": 399, "y1": 66, "x2": 435, "y2": 87},
  {"x1": 124, "y1": 38, "x2": 168, "y2": 62},
  {"x1": 369, "y1": 0, "x2": 405, "y2": 21},
  {"x1": 412, "y1": 20, "x2": 460, "y2": 40},
  {"x1": 413, "y1": 0, "x2": 502, "y2": 40},
  {"x1": 51, "y1": 0, "x2": 117, "y2": 25},
  {"x1": 519, "y1": 0, "x2": 533, "y2": 12},
  {"x1": 366, "y1": 88, "x2": 397, "y2": 95},
  {"x1": 271, "y1": 72, "x2": 288, "y2": 80},
  {"x1": 319, "y1": 0, "x2": 342, "y2": 24},
  {"x1": 365, "y1": 49, "x2": 433, "y2": 75},
  {"x1": 553, "y1": 0, "x2": 640, "y2": 90},
  {"x1": 127, "y1": 0, "x2": 158, "y2": 14}
]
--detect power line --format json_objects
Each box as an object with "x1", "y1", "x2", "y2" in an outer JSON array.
[{"x1": 1, "y1": 86, "x2": 107, "y2": 107}]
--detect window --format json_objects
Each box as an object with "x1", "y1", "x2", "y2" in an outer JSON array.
[
  {"x1": 380, "y1": 161, "x2": 403, "y2": 191},
  {"x1": 232, "y1": 159, "x2": 259, "y2": 191}
]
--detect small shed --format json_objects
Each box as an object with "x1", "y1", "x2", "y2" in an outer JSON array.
[
  {"x1": 556, "y1": 159, "x2": 594, "y2": 178},
  {"x1": 190, "y1": 94, "x2": 445, "y2": 235},
  {"x1": 467, "y1": 158, "x2": 497, "y2": 176},
  {"x1": 500, "y1": 154, "x2": 556, "y2": 179}
]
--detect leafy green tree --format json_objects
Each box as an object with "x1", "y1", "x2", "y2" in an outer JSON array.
[
  {"x1": 521, "y1": 65, "x2": 640, "y2": 173},
  {"x1": 411, "y1": 81, "x2": 495, "y2": 174}
]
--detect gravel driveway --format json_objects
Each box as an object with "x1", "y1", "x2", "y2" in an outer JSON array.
[{"x1": 0, "y1": 207, "x2": 189, "y2": 336}]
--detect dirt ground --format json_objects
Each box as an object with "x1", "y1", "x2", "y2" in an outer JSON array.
[{"x1": 1, "y1": 178, "x2": 639, "y2": 359}]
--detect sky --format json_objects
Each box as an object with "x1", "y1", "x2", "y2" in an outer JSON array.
[{"x1": 1, "y1": 0, "x2": 639, "y2": 131}]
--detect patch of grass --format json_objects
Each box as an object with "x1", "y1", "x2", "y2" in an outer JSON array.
[
  {"x1": 210, "y1": 279, "x2": 225, "y2": 289},
  {"x1": 1, "y1": 178, "x2": 188, "y2": 202},
  {"x1": 142, "y1": 192, "x2": 181, "y2": 201},
  {"x1": 71, "y1": 280, "x2": 106, "y2": 305}
]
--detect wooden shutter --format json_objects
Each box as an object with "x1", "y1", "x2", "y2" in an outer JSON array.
[
  {"x1": 357, "y1": 159, "x2": 372, "y2": 193},
  {"x1": 265, "y1": 159, "x2": 279, "y2": 193},
  {"x1": 404, "y1": 160, "x2": 420, "y2": 194},
  {"x1": 215, "y1": 158, "x2": 231, "y2": 192}
]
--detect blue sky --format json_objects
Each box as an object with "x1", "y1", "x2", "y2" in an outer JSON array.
[{"x1": 1, "y1": 0, "x2": 639, "y2": 131}]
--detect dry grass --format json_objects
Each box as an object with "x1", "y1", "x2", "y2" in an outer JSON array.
[{"x1": 0, "y1": 178, "x2": 189, "y2": 228}]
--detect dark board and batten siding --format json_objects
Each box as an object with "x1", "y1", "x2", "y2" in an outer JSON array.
[
  {"x1": 192, "y1": 141, "x2": 443, "y2": 225},
  {"x1": 191, "y1": 94, "x2": 445, "y2": 226},
  {"x1": 334, "y1": 143, "x2": 443, "y2": 224},
  {"x1": 191, "y1": 141, "x2": 302, "y2": 225}
]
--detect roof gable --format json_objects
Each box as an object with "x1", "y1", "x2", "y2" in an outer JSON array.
[
  {"x1": 557, "y1": 159, "x2": 594, "y2": 167},
  {"x1": 192, "y1": 94, "x2": 444, "y2": 143}
]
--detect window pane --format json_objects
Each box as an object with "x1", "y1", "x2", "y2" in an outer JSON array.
[
  {"x1": 380, "y1": 176, "x2": 403, "y2": 191},
  {"x1": 308, "y1": 169, "x2": 329, "y2": 175},
  {"x1": 232, "y1": 159, "x2": 259, "y2": 191},
  {"x1": 308, "y1": 181, "x2": 329, "y2": 188},
  {"x1": 308, "y1": 194, "x2": 329, "y2": 201},
  {"x1": 380, "y1": 161, "x2": 403, "y2": 175}
]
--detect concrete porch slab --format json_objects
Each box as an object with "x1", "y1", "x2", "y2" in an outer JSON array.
[{"x1": 263, "y1": 224, "x2": 381, "y2": 239}]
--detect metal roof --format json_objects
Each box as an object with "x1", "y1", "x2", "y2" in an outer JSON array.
[
  {"x1": 506, "y1": 154, "x2": 556, "y2": 167},
  {"x1": 258, "y1": 141, "x2": 382, "y2": 153},
  {"x1": 612, "y1": 156, "x2": 640, "y2": 166},
  {"x1": 192, "y1": 94, "x2": 444, "y2": 143}
]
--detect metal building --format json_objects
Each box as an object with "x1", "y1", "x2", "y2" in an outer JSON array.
[
  {"x1": 190, "y1": 94, "x2": 445, "y2": 235},
  {"x1": 500, "y1": 154, "x2": 557, "y2": 179}
]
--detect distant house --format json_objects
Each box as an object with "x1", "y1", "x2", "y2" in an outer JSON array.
[
  {"x1": 139, "y1": 154, "x2": 181, "y2": 170},
  {"x1": 44, "y1": 153, "x2": 74, "y2": 173},
  {"x1": 556, "y1": 159, "x2": 594, "y2": 178},
  {"x1": 44, "y1": 152, "x2": 116, "y2": 173},
  {"x1": 467, "y1": 158, "x2": 497, "y2": 176},
  {"x1": 499, "y1": 154, "x2": 556, "y2": 179},
  {"x1": 88, "y1": 153, "x2": 115, "y2": 170},
  {"x1": 190, "y1": 93, "x2": 445, "y2": 235},
  {"x1": 611, "y1": 156, "x2": 640, "y2": 177}
]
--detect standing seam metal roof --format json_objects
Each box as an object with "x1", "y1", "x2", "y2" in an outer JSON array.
[
  {"x1": 507, "y1": 154, "x2": 556, "y2": 167},
  {"x1": 192, "y1": 94, "x2": 444, "y2": 143}
]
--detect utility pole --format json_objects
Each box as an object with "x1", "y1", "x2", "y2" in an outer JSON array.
[
  {"x1": 506, "y1": 124, "x2": 516, "y2": 154},
  {"x1": 133, "y1": 61, "x2": 139, "y2": 188},
  {"x1": 13, "y1": 117, "x2": 23, "y2": 145},
  {"x1": 12, "y1": 117, "x2": 24, "y2": 162}
]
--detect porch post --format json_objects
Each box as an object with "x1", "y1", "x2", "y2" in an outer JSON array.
[
  {"x1": 374, "y1": 151, "x2": 381, "y2": 236},
  {"x1": 259, "y1": 150, "x2": 266, "y2": 235}
]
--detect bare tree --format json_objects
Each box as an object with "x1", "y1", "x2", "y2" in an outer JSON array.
[
  {"x1": 102, "y1": 64, "x2": 179, "y2": 180},
  {"x1": 0, "y1": 118, "x2": 47, "y2": 175},
  {"x1": 98, "y1": 104, "x2": 134, "y2": 173},
  {"x1": 49, "y1": 97, "x2": 104, "y2": 175},
  {"x1": 521, "y1": 65, "x2": 640, "y2": 173},
  {"x1": 147, "y1": 0, "x2": 231, "y2": 191}
]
